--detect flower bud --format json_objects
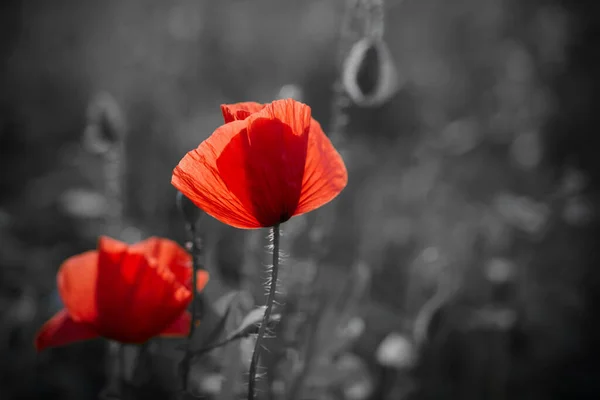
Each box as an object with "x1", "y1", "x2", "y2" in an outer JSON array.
[
  {"x1": 82, "y1": 92, "x2": 126, "y2": 154},
  {"x1": 176, "y1": 191, "x2": 203, "y2": 226}
]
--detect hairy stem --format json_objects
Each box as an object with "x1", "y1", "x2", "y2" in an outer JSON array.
[{"x1": 248, "y1": 224, "x2": 280, "y2": 400}]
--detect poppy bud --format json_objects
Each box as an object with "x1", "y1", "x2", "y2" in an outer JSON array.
[
  {"x1": 82, "y1": 92, "x2": 126, "y2": 155},
  {"x1": 342, "y1": 37, "x2": 400, "y2": 107},
  {"x1": 176, "y1": 191, "x2": 204, "y2": 226}
]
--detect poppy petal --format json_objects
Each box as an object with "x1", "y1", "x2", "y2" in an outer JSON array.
[
  {"x1": 294, "y1": 119, "x2": 348, "y2": 216},
  {"x1": 259, "y1": 98, "x2": 312, "y2": 138},
  {"x1": 216, "y1": 99, "x2": 311, "y2": 226},
  {"x1": 130, "y1": 237, "x2": 192, "y2": 285},
  {"x1": 92, "y1": 236, "x2": 136, "y2": 334},
  {"x1": 95, "y1": 248, "x2": 193, "y2": 343},
  {"x1": 132, "y1": 237, "x2": 210, "y2": 292},
  {"x1": 172, "y1": 120, "x2": 261, "y2": 229},
  {"x1": 221, "y1": 102, "x2": 265, "y2": 123},
  {"x1": 57, "y1": 250, "x2": 100, "y2": 323},
  {"x1": 193, "y1": 269, "x2": 210, "y2": 292},
  {"x1": 159, "y1": 311, "x2": 192, "y2": 337},
  {"x1": 35, "y1": 309, "x2": 99, "y2": 351}
]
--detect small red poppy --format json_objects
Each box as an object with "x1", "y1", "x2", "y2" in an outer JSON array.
[
  {"x1": 172, "y1": 99, "x2": 348, "y2": 229},
  {"x1": 35, "y1": 236, "x2": 209, "y2": 351}
]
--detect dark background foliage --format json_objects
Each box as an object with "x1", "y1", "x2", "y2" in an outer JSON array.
[{"x1": 1, "y1": 0, "x2": 599, "y2": 399}]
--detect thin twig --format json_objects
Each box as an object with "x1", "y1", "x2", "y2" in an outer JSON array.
[
  {"x1": 181, "y1": 221, "x2": 202, "y2": 392},
  {"x1": 248, "y1": 224, "x2": 280, "y2": 400}
]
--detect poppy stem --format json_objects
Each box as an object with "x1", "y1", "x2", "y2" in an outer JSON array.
[
  {"x1": 181, "y1": 220, "x2": 203, "y2": 392},
  {"x1": 248, "y1": 224, "x2": 280, "y2": 400}
]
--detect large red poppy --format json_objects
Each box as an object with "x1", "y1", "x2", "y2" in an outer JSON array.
[
  {"x1": 172, "y1": 99, "x2": 348, "y2": 229},
  {"x1": 35, "y1": 236, "x2": 209, "y2": 351}
]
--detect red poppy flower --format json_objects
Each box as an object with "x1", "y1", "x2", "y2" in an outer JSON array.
[
  {"x1": 35, "y1": 236, "x2": 209, "y2": 351},
  {"x1": 172, "y1": 99, "x2": 348, "y2": 229}
]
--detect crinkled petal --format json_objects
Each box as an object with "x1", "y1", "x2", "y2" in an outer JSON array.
[
  {"x1": 130, "y1": 237, "x2": 192, "y2": 285},
  {"x1": 221, "y1": 102, "x2": 265, "y2": 123},
  {"x1": 294, "y1": 119, "x2": 348, "y2": 216},
  {"x1": 216, "y1": 99, "x2": 311, "y2": 226},
  {"x1": 95, "y1": 238, "x2": 193, "y2": 343},
  {"x1": 57, "y1": 250, "x2": 100, "y2": 323},
  {"x1": 174, "y1": 99, "x2": 343, "y2": 228},
  {"x1": 262, "y1": 98, "x2": 312, "y2": 139},
  {"x1": 130, "y1": 238, "x2": 209, "y2": 291},
  {"x1": 35, "y1": 309, "x2": 99, "y2": 351},
  {"x1": 172, "y1": 120, "x2": 261, "y2": 229}
]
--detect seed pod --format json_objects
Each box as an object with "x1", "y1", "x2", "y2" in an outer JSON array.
[{"x1": 342, "y1": 37, "x2": 400, "y2": 107}]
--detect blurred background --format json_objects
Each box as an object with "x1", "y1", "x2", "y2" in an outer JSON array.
[{"x1": 1, "y1": 0, "x2": 600, "y2": 399}]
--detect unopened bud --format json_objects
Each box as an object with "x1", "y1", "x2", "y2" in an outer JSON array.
[
  {"x1": 83, "y1": 92, "x2": 126, "y2": 154},
  {"x1": 176, "y1": 191, "x2": 203, "y2": 226}
]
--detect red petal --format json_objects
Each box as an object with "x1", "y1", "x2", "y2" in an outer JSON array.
[
  {"x1": 35, "y1": 309, "x2": 99, "y2": 351},
  {"x1": 172, "y1": 120, "x2": 261, "y2": 229},
  {"x1": 194, "y1": 269, "x2": 210, "y2": 292},
  {"x1": 132, "y1": 237, "x2": 210, "y2": 292},
  {"x1": 294, "y1": 119, "x2": 348, "y2": 216},
  {"x1": 130, "y1": 237, "x2": 192, "y2": 285},
  {"x1": 221, "y1": 102, "x2": 265, "y2": 123},
  {"x1": 261, "y1": 98, "x2": 312, "y2": 139},
  {"x1": 216, "y1": 99, "x2": 311, "y2": 226},
  {"x1": 95, "y1": 244, "x2": 193, "y2": 344},
  {"x1": 159, "y1": 311, "x2": 192, "y2": 337},
  {"x1": 174, "y1": 99, "x2": 336, "y2": 228},
  {"x1": 57, "y1": 250, "x2": 100, "y2": 323}
]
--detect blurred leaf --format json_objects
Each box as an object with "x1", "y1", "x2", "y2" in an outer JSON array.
[
  {"x1": 59, "y1": 188, "x2": 108, "y2": 219},
  {"x1": 191, "y1": 305, "x2": 282, "y2": 359},
  {"x1": 288, "y1": 263, "x2": 372, "y2": 399},
  {"x1": 187, "y1": 290, "x2": 249, "y2": 352},
  {"x1": 216, "y1": 290, "x2": 254, "y2": 400},
  {"x1": 229, "y1": 306, "x2": 282, "y2": 339},
  {"x1": 304, "y1": 353, "x2": 373, "y2": 400},
  {"x1": 190, "y1": 372, "x2": 224, "y2": 396},
  {"x1": 494, "y1": 192, "x2": 550, "y2": 237},
  {"x1": 316, "y1": 262, "x2": 372, "y2": 358},
  {"x1": 336, "y1": 353, "x2": 373, "y2": 400},
  {"x1": 214, "y1": 290, "x2": 245, "y2": 317}
]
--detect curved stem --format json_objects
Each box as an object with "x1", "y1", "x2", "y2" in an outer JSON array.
[
  {"x1": 248, "y1": 224, "x2": 280, "y2": 400},
  {"x1": 181, "y1": 221, "x2": 202, "y2": 392},
  {"x1": 188, "y1": 223, "x2": 200, "y2": 341}
]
